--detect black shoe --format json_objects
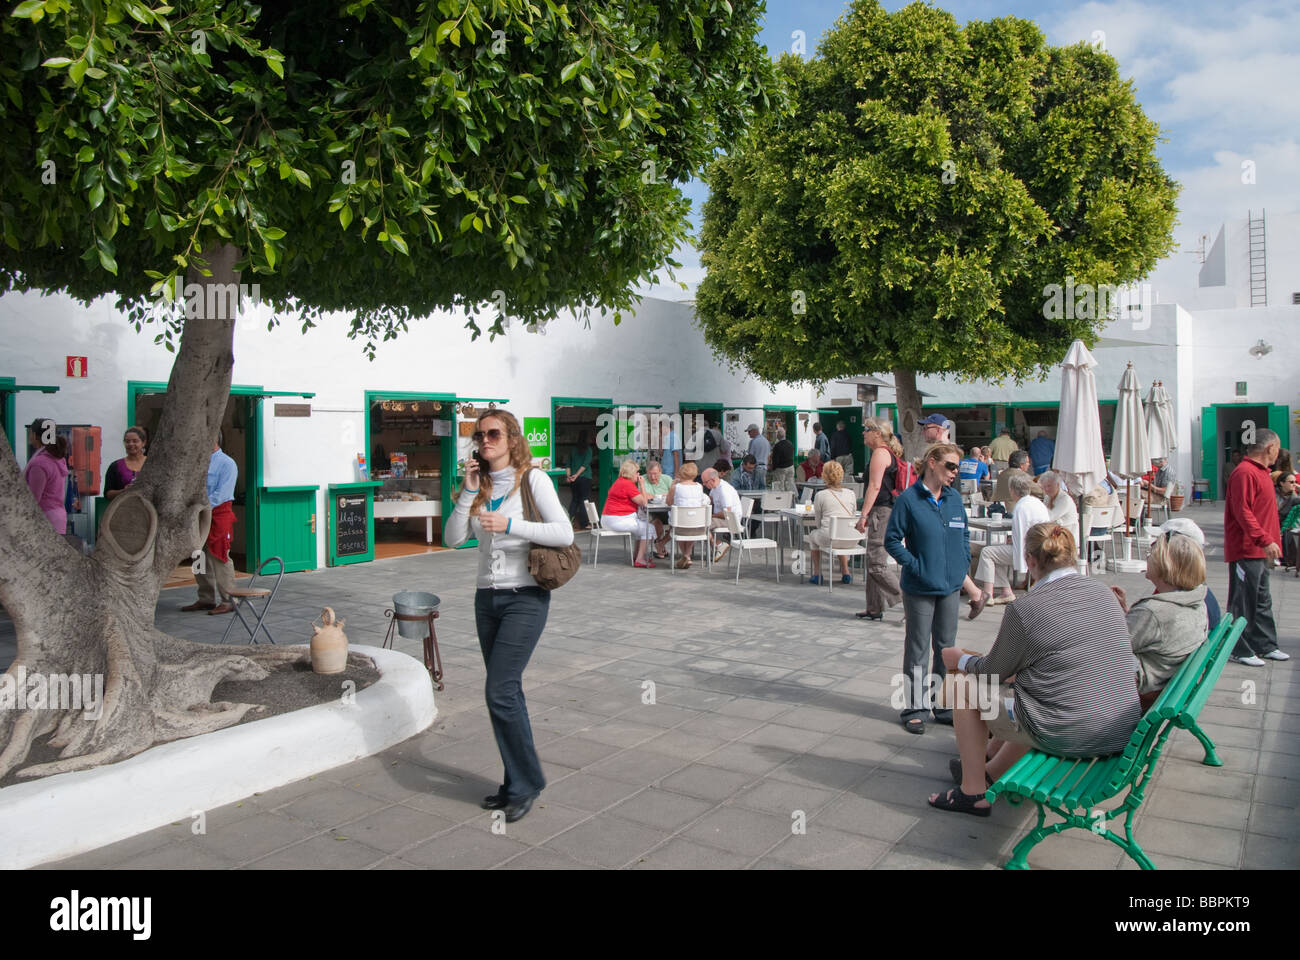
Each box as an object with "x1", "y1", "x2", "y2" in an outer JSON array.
[
  {"x1": 504, "y1": 794, "x2": 536, "y2": 823},
  {"x1": 481, "y1": 793, "x2": 507, "y2": 810},
  {"x1": 855, "y1": 610, "x2": 883, "y2": 620}
]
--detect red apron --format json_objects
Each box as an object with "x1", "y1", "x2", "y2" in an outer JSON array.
[{"x1": 206, "y1": 501, "x2": 235, "y2": 564}]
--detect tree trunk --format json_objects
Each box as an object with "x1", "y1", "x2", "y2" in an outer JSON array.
[
  {"x1": 892, "y1": 367, "x2": 926, "y2": 461},
  {"x1": 0, "y1": 244, "x2": 306, "y2": 781}
]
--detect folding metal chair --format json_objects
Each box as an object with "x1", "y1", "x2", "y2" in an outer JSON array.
[{"x1": 221, "y1": 556, "x2": 285, "y2": 644}]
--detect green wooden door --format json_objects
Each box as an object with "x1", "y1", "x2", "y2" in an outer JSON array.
[
  {"x1": 1200, "y1": 406, "x2": 1217, "y2": 500},
  {"x1": 258, "y1": 486, "x2": 319, "y2": 572}
]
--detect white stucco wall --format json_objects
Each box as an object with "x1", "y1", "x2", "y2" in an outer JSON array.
[{"x1": 1, "y1": 290, "x2": 816, "y2": 564}]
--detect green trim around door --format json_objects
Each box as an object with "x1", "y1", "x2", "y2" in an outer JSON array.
[
  {"x1": 1200, "y1": 402, "x2": 1290, "y2": 500},
  {"x1": 552, "y1": 395, "x2": 614, "y2": 505},
  {"x1": 127, "y1": 380, "x2": 269, "y2": 567},
  {"x1": 364, "y1": 390, "x2": 458, "y2": 546},
  {"x1": 1, "y1": 378, "x2": 60, "y2": 449}
]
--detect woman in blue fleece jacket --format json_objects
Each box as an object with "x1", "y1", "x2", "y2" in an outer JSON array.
[{"x1": 885, "y1": 442, "x2": 970, "y2": 735}]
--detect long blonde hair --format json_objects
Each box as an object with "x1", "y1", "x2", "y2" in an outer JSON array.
[
  {"x1": 468, "y1": 410, "x2": 533, "y2": 516},
  {"x1": 863, "y1": 417, "x2": 903, "y2": 459}
]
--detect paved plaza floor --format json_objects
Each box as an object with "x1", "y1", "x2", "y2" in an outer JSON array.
[{"x1": 24, "y1": 509, "x2": 1300, "y2": 869}]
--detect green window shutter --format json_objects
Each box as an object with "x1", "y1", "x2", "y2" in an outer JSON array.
[
  {"x1": 1268, "y1": 404, "x2": 1290, "y2": 447},
  {"x1": 1201, "y1": 406, "x2": 1217, "y2": 500}
]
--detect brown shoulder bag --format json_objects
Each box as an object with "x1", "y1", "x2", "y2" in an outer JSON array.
[{"x1": 517, "y1": 469, "x2": 582, "y2": 590}]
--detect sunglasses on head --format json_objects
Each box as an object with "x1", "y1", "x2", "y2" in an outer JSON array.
[{"x1": 472, "y1": 428, "x2": 505, "y2": 444}]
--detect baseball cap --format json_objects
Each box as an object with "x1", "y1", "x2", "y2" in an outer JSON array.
[
  {"x1": 919, "y1": 414, "x2": 947, "y2": 427},
  {"x1": 1157, "y1": 518, "x2": 1205, "y2": 548}
]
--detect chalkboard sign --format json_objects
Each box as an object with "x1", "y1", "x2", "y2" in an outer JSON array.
[{"x1": 334, "y1": 495, "x2": 369, "y2": 557}]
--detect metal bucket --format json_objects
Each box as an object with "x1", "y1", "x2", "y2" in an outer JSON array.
[
  {"x1": 1193, "y1": 479, "x2": 1209, "y2": 501},
  {"x1": 393, "y1": 591, "x2": 440, "y2": 639}
]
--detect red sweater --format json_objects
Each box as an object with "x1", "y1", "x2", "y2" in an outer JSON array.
[
  {"x1": 603, "y1": 477, "x2": 641, "y2": 517},
  {"x1": 1224, "y1": 458, "x2": 1280, "y2": 561}
]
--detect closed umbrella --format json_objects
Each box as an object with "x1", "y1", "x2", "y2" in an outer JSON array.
[
  {"x1": 1144, "y1": 380, "x2": 1177, "y2": 515},
  {"x1": 1110, "y1": 362, "x2": 1150, "y2": 569},
  {"x1": 1054, "y1": 340, "x2": 1106, "y2": 497}
]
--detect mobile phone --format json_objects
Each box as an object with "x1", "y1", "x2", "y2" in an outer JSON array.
[{"x1": 472, "y1": 450, "x2": 488, "y2": 472}]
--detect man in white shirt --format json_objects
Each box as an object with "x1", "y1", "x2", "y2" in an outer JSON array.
[
  {"x1": 701, "y1": 466, "x2": 741, "y2": 561},
  {"x1": 1038, "y1": 470, "x2": 1078, "y2": 529},
  {"x1": 972, "y1": 472, "x2": 1050, "y2": 609},
  {"x1": 745, "y1": 423, "x2": 771, "y2": 488}
]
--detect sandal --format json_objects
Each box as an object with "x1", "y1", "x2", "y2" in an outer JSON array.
[
  {"x1": 903, "y1": 716, "x2": 925, "y2": 735},
  {"x1": 949, "y1": 758, "x2": 994, "y2": 788},
  {"x1": 968, "y1": 596, "x2": 987, "y2": 620},
  {"x1": 927, "y1": 786, "x2": 992, "y2": 817}
]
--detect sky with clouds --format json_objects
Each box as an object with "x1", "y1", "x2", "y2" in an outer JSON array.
[{"x1": 651, "y1": 0, "x2": 1300, "y2": 298}]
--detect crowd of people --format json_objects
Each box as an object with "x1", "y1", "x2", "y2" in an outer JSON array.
[{"x1": 13, "y1": 407, "x2": 1289, "y2": 829}]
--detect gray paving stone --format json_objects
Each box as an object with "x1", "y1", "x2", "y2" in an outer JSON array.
[
  {"x1": 543, "y1": 816, "x2": 666, "y2": 868},
  {"x1": 629, "y1": 837, "x2": 751, "y2": 869},
  {"x1": 682, "y1": 806, "x2": 795, "y2": 858},
  {"x1": 732, "y1": 777, "x2": 842, "y2": 818},
  {"x1": 536, "y1": 735, "x2": 625, "y2": 770},
  {"x1": 607, "y1": 789, "x2": 716, "y2": 831},
  {"x1": 114, "y1": 841, "x2": 240, "y2": 870},
  {"x1": 328, "y1": 804, "x2": 459, "y2": 854},
  {"x1": 817, "y1": 794, "x2": 922, "y2": 843},
  {"x1": 1018, "y1": 832, "x2": 1127, "y2": 870},
  {"x1": 1138, "y1": 816, "x2": 1243, "y2": 867},
  {"x1": 768, "y1": 753, "x2": 874, "y2": 791},
  {"x1": 275, "y1": 785, "x2": 393, "y2": 828},
  {"x1": 571, "y1": 718, "x2": 665, "y2": 748},
  {"x1": 872, "y1": 844, "x2": 997, "y2": 870},
  {"x1": 1248, "y1": 802, "x2": 1300, "y2": 840},
  {"x1": 692, "y1": 741, "x2": 793, "y2": 777},
  {"x1": 584, "y1": 748, "x2": 688, "y2": 785},
  {"x1": 659, "y1": 764, "x2": 755, "y2": 802},
  {"x1": 640, "y1": 729, "x2": 730, "y2": 761},
  {"x1": 763, "y1": 825, "x2": 889, "y2": 869},
  {"x1": 1147, "y1": 788, "x2": 1251, "y2": 831},
  {"x1": 1155, "y1": 761, "x2": 1256, "y2": 800},
  {"x1": 369, "y1": 856, "x2": 422, "y2": 869},
  {"x1": 485, "y1": 800, "x2": 592, "y2": 847},
  {"x1": 495, "y1": 847, "x2": 595, "y2": 870},
  {"x1": 1242, "y1": 833, "x2": 1300, "y2": 869},
  {"x1": 538, "y1": 773, "x2": 646, "y2": 811},
  {"x1": 399, "y1": 824, "x2": 532, "y2": 869},
  {"x1": 192, "y1": 811, "x2": 321, "y2": 863},
  {"x1": 43, "y1": 823, "x2": 192, "y2": 869}
]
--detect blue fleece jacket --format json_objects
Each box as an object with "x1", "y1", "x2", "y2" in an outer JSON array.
[{"x1": 884, "y1": 479, "x2": 970, "y2": 596}]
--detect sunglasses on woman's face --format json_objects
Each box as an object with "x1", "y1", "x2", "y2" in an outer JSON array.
[
  {"x1": 940, "y1": 461, "x2": 960, "y2": 472},
  {"x1": 472, "y1": 428, "x2": 505, "y2": 444}
]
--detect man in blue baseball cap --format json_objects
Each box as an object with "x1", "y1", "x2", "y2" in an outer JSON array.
[{"x1": 920, "y1": 413, "x2": 951, "y2": 445}]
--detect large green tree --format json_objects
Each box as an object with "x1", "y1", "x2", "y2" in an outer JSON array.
[
  {"x1": 696, "y1": 0, "x2": 1178, "y2": 452},
  {"x1": 0, "y1": 0, "x2": 773, "y2": 778}
]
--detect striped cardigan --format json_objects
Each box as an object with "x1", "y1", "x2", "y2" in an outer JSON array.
[{"x1": 965, "y1": 572, "x2": 1141, "y2": 757}]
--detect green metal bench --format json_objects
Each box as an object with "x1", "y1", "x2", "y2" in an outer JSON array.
[{"x1": 985, "y1": 615, "x2": 1246, "y2": 870}]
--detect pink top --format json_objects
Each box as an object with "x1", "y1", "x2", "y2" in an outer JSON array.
[
  {"x1": 24, "y1": 447, "x2": 69, "y2": 533},
  {"x1": 603, "y1": 477, "x2": 642, "y2": 517}
]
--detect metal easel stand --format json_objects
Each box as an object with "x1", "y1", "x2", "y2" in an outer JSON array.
[{"x1": 383, "y1": 608, "x2": 445, "y2": 691}]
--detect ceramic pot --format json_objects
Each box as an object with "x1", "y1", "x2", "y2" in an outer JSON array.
[{"x1": 310, "y1": 606, "x2": 348, "y2": 675}]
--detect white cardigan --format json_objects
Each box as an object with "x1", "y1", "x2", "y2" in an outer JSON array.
[{"x1": 444, "y1": 467, "x2": 575, "y2": 590}]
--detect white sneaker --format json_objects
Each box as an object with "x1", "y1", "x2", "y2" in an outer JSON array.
[
  {"x1": 1232, "y1": 655, "x2": 1267, "y2": 667},
  {"x1": 713, "y1": 542, "x2": 731, "y2": 563},
  {"x1": 1263, "y1": 650, "x2": 1291, "y2": 661}
]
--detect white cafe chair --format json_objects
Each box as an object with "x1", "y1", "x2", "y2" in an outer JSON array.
[
  {"x1": 813, "y1": 516, "x2": 868, "y2": 592},
  {"x1": 1081, "y1": 505, "x2": 1118, "y2": 572},
  {"x1": 723, "y1": 508, "x2": 779, "y2": 584},
  {"x1": 668, "y1": 504, "x2": 711, "y2": 573},
  {"x1": 584, "y1": 500, "x2": 633, "y2": 567}
]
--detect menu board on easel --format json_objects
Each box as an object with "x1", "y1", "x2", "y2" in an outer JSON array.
[{"x1": 327, "y1": 481, "x2": 381, "y2": 566}]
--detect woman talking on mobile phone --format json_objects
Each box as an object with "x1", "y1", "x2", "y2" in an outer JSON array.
[{"x1": 445, "y1": 409, "x2": 574, "y2": 823}]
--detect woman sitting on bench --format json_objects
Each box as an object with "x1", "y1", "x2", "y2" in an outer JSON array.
[
  {"x1": 1110, "y1": 525, "x2": 1209, "y2": 711},
  {"x1": 927, "y1": 523, "x2": 1142, "y2": 816}
]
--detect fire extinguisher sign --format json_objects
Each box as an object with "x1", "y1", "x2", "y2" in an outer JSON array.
[{"x1": 66, "y1": 356, "x2": 88, "y2": 378}]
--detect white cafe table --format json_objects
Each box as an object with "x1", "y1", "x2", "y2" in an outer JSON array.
[{"x1": 967, "y1": 516, "x2": 1012, "y2": 546}]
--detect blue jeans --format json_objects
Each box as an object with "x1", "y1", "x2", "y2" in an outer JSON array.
[{"x1": 475, "y1": 587, "x2": 551, "y2": 801}]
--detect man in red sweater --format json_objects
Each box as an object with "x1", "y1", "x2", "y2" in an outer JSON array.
[{"x1": 1225, "y1": 429, "x2": 1290, "y2": 665}]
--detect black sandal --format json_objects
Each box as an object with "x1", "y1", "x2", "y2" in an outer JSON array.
[
  {"x1": 949, "y1": 757, "x2": 994, "y2": 788},
  {"x1": 927, "y1": 786, "x2": 992, "y2": 817},
  {"x1": 903, "y1": 716, "x2": 925, "y2": 735}
]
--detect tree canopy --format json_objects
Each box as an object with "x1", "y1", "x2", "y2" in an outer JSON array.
[
  {"x1": 1, "y1": 0, "x2": 774, "y2": 350},
  {"x1": 695, "y1": 0, "x2": 1179, "y2": 388}
]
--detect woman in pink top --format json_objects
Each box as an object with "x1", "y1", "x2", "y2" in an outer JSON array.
[
  {"x1": 23, "y1": 418, "x2": 70, "y2": 533},
  {"x1": 602, "y1": 459, "x2": 657, "y2": 567}
]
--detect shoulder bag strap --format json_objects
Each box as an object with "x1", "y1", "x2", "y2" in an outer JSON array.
[{"x1": 517, "y1": 467, "x2": 542, "y2": 524}]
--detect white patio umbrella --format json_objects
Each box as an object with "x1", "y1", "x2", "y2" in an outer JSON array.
[
  {"x1": 1054, "y1": 340, "x2": 1107, "y2": 497},
  {"x1": 1110, "y1": 362, "x2": 1151, "y2": 564},
  {"x1": 1143, "y1": 380, "x2": 1176, "y2": 460}
]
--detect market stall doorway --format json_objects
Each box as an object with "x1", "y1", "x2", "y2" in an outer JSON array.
[
  {"x1": 552, "y1": 397, "x2": 613, "y2": 518},
  {"x1": 366, "y1": 392, "x2": 458, "y2": 559}
]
